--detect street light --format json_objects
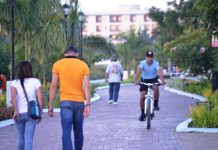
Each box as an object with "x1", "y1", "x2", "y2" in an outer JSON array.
[
  {"x1": 108, "y1": 34, "x2": 112, "y2": 56},
  {"x1": 78, "y1": 11, "x2": 85, "y2": 59},
  {"x1": 63, "y1": 3, "x2": 70, "y2": 43},
  {"x1": 8, "y1": 0, "x2": 16, "y2": 80},
  {"x1": 123, "y1": 38, "x2": 127, "y2": 70}
]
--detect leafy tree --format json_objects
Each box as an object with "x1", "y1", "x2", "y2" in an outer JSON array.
[{"x1": 83, "y1": 35, "x2": 114, "y2": 64}]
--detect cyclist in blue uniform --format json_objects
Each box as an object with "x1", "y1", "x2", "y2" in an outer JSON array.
[{"x1": 134, "y1": 51, "x2": 165, "y2": 121}]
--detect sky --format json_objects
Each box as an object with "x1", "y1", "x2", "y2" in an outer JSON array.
[
  {"x1": 79, "y1": 0, "x2": 174, "y2": 12},
  {"x1": 61, "y1": 0, "x2": 176, "y2": 12}
]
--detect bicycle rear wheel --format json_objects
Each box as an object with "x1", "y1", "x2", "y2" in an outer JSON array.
[{"x1": 146, "y1": 98, "x2": 151, "y2": 129}]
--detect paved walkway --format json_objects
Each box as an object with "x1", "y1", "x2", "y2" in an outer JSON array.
[{"x1": 0, "y1": 85, "x2": 218, "y2": 150}]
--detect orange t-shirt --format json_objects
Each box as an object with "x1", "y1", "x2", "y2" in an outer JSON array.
[
  {"x1": 0, "y1": 74, "x2": 6, "y2": 91},
  {"x1": 52, "y1": 57, "x2": 89, "y2": 102}
]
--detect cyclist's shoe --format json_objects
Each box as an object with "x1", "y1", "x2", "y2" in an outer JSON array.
[
  {"x1": 153, "y1": 106, "x2": 160, "y2": 111},
  {"x1": 139, "y1": 114, "x2": 146, "y2": 121}
]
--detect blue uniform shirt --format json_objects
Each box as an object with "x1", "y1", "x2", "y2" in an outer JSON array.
[{"x1": 138, "y1": 60, "x2": 160, "y2": 79}]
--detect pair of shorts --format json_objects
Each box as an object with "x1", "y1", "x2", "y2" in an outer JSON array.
[{"x1": 139, "y1": 76, "x2": 159, "y2": 92}]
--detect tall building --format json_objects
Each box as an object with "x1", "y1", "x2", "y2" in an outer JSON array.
[{"x1": 83, "y1": 5, "x2": 158, "y2": 43}]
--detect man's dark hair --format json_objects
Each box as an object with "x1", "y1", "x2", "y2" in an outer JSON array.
[
  {"x1": 111, "y1": 55, "x2": 117, "y2": 62},
  {"x1": 18, "y1": 61, "x2": 34, "y2": 85}
]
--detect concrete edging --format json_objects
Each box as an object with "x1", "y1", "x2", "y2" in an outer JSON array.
[{"x1": 164, "y1": 86, "x2": 218, "y2": 133}]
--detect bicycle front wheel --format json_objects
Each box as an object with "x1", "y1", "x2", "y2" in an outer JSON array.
[{"x1": 146, "y1": 98, "x2": 151, "y2": 129}]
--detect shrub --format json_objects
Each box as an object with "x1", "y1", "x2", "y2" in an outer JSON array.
[
  {"x1": 91, "y1": 83, "x2": 107, "y2": 97},
  {"x1": 0, "y1": 94, "x2": 6, "y2": 107},
  {"x1": 190, "y1": 91, "x2": 218, "y2": 128},
  {"x1": 184, "y1": 80, "x2": 211, "y2": 96},
  {"x1": 90, "y1": 65, "x2": 107, "y2": 80},
  {"x1": 0, "y1": 107, "x2": 14, "y2": 121}
]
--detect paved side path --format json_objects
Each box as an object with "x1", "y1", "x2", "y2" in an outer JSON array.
[{"x1": 0, "y1": 85, "x2": 218, "y2": 150}]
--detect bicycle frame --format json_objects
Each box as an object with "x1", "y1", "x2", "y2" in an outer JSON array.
[
  {"x1": 139, "y1": 82, "x2": 160, "y2": 129},
  {"x1": 144, "y1": 84, "x2": 154, "y2": 117}
]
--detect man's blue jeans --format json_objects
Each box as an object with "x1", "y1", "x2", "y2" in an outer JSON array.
[
  {"x1": 15, "y1": 113, "x2": 37, "y2": 150},
  {"x1": 60, "y1": 101, "x2": 85, "y2": 150},
  {"x1": 109, "y1": 82, "x2": 120, "y2": 102}
]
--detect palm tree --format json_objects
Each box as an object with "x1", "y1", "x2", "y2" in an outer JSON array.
[{"x1": 83, "y1": 35, "x2": 115, "y2": 64}]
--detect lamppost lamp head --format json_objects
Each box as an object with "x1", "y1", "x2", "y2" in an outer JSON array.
[{"x1": 63, "y1": 3, "x2": 70, "y2": 18}]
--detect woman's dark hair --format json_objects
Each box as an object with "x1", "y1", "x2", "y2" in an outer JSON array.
[{"x1": 18, "y1": 61, "x2": 34, "y2": 86}]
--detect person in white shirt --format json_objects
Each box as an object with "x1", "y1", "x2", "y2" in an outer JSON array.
[
  {"x1": 11, "y1": 61, "x2": 43, "y2": 150},
  {"x1": 105, "y1": 55, "x2": 123, "y2": 104}
]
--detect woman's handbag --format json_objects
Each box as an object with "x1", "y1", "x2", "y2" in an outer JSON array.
[{"x1": 21, "y1": 81, "x2": 41, "y2": 119}]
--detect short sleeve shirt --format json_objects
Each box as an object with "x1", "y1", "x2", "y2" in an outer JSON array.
[
  {"x1": 138, "y1": 60, "x2": 160, "y2": 79},
  {"x1": 52, "y1": 57, "x2": 89, "y2": 102},
  {"x1": 11, "y1": 78, "x2": 41, "y2": 113},
  {"x1": 106, "y1": 61, "x2": 123, "y2": 83}
]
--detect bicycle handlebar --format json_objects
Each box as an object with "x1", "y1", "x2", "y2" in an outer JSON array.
[{"x1": 138, "y1": 82, "x2": 161, "y2": 86}]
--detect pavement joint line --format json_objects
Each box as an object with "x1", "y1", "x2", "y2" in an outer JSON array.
[{"x1": 165, "y1": 86, "x2": 218, "y2": 133}]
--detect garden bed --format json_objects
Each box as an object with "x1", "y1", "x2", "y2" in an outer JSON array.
[{"x1": 0, "y1": 107, "x2": 13, "y2": 121}]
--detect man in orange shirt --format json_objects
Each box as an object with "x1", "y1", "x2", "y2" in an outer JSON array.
[
  {"x1": 48, "y1": 46, "x2": 90, "y2": 150},
  {"x1": 0, "y1": 74, "x2": 6, "y2": 92}
]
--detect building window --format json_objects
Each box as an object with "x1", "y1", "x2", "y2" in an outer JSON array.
[
  {"x1": 111, "y1": 34, "x2": 118, "y2": 39},
  {"x1": 130, "y1": 15, "x2": 136, "y2": 22},
  {"x1": 110, "y1": 25, "x2": 121, "y2": 32},
  {"x1": 110, "y1": 15, "x2": 117, "y2": 22},
  {"x1": 117, "y1": 15, "x2": 122, "y2": 22},
  {"x1": 152, "y1": 24, "x2": 158, "y2": 29},
  {"x1": 130, "y1": 24, "x2": 136, "y2": 31},
  {"x1": 96, "y1": 15, "x2": 102, "y2": 23},
  {"x1": 96, "y1": 25, "x2": 102, "y2": 32},
  {"x1": 144, "y1": 24, "x2": 150, "y2": 31},
  {"x1": 110, "y1": 15, "x2": 122, "y2": 22}
]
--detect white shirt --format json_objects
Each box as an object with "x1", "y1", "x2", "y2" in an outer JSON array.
[
  {"x1": 11, "y1": 78, "x2": 41, "y2": 113},
  {"x1": 106, "y1": 61, "x2": 123, "y2": 83}
]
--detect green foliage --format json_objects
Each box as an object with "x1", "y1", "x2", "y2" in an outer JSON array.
[
  {"x1": 190, "y1": 91, "x2": 218, "y2": 128},
  {"x1": 184, "y1": 80, "x2": 211, "y2": 96},
  {"x1": 0, "y1": 0, "x2": 80, "y2": 83},
  {"x1": 90, "y1": 83, "x2": 107, "y2": 97},
  {"x1": 83, "y1": 35, "x2": 114, "y2": 64},
  {"x1": 0, "y1": 94, "x2": 6, "y2": 107},
  {"x1": 90, "y1": 65, "x2": 107, "y2": 80},
  {"x1": 121, "y1": 76, "x2": 134, "y2": 84},
  {"x1": 0, "y1": 34, "x2": 10, "y2": 79}
]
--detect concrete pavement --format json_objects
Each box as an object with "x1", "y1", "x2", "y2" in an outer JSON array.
[{"x1": 0, "y1": 85, "x2": 218, "y2": 150}]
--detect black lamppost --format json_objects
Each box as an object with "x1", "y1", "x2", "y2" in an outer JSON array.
[
  {"x1": 108, "y1": 34, "x2": 112, "y2": 56},
  {"x1": 123, "y1": 38, "x2": 127, "y2": 70},
  {"x1": 63, "y1": 3, "x2": 70, "y2": 43},
  {"x1": 8, "y1": 0, "x2": 15, "y2": 80},
  {"x1": 78, "y1": 12, "x2": 85, "y2": 59}
]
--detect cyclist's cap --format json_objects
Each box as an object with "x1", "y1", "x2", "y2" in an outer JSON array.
[
  {"x1": 146, "y1": 51, "x2": 154, "y2": 57},
  {"x1": 64, "y1": 46, "x2": 79, "y2": 54}
]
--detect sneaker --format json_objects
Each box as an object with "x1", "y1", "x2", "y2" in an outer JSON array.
[
  {"x1": 139, "y1": 114, "x2": 146, "y2": 121},
  {"x1": 151, "y1": 113, "x2": 155, "y2": 120},
  {"x1": 113, "y1": 102, "x2": 118, "y2": 105},
  {"x1": 153, "y1": 106, "x2": 160, "y2": 111},
  {"x1": 108, "y1": 100, "x2": 113, "y2": 104}
]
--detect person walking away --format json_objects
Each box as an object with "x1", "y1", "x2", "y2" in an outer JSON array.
[
  {"x1": 134, "y1": 51, "x2": 165, "y2": 121},
  {"x1": 105, "y1": 55, "x2": 123, "y2": 105},
  {"x1": 48, "y1": 46, "x2": 90, "y2": 150},
  {"x1": 11, "y1": 61, "x2": 43, "y2": 150},
  {"x1": 0, "y1": 74, "x2": 6, "y2": 93}
]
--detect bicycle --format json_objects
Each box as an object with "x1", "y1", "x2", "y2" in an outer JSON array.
[{"x1": 139, "y1": 82, "x2": 160, "y2": 129}]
